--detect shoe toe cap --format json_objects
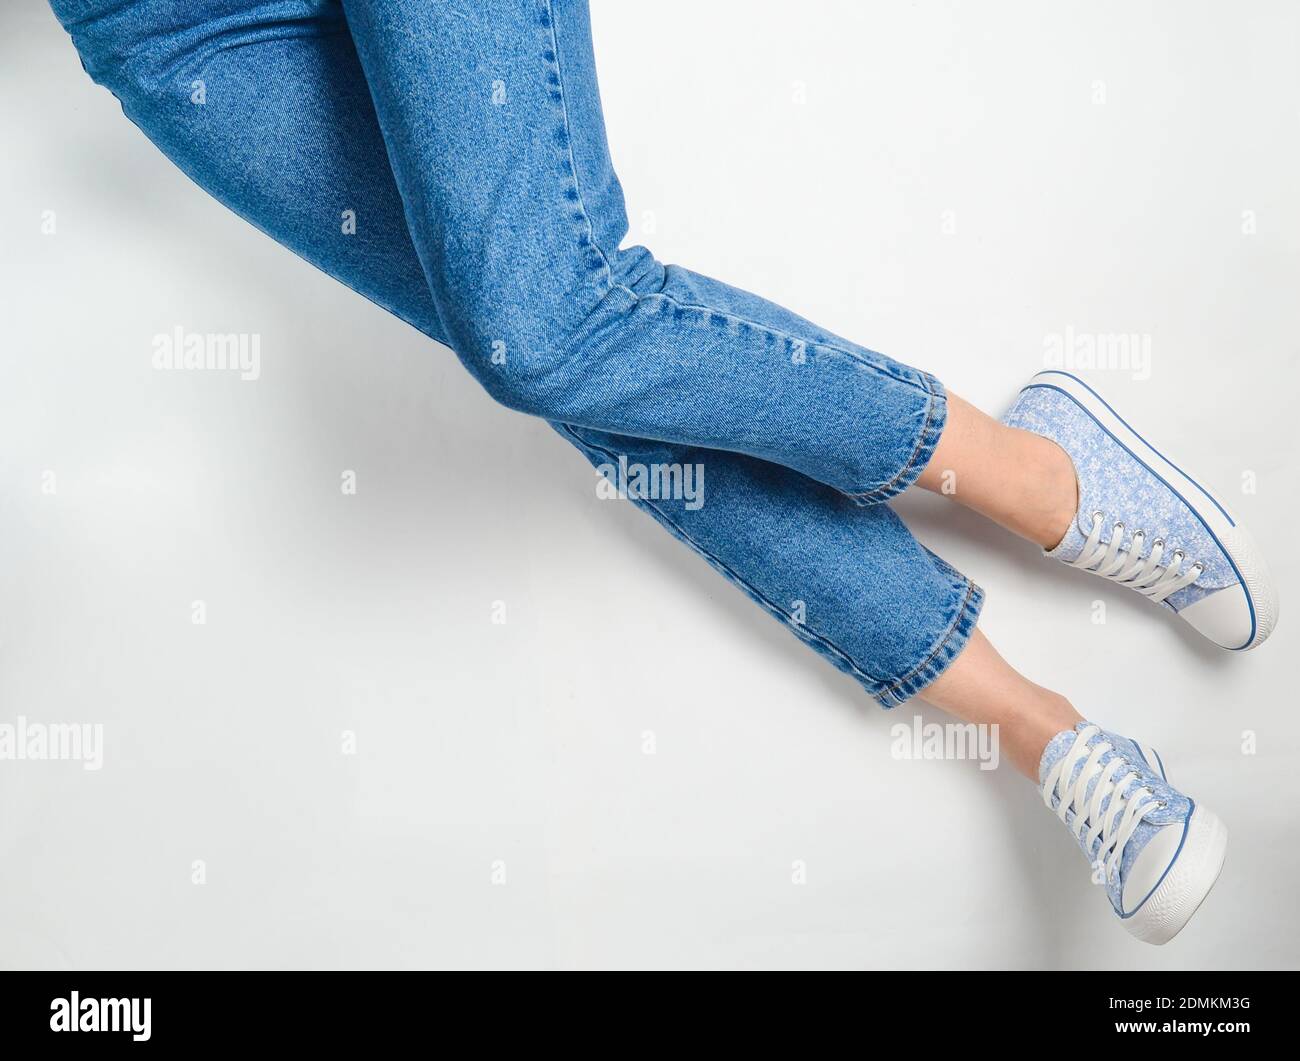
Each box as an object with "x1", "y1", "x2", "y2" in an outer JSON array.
[{"x1": 1176, "y1": 584, "x2": 1260, "y2": 649}]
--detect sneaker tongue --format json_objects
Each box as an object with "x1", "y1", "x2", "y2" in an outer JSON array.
[
  {"x1": 1037, "y1": 726, "x2": 1082, "y2": 786},
  {"x1": 1038, "y1": 723, "x2": 1179, "y2": 901},
  {"x1": 1046, "y1": 457, "x2": 1113, "y2": 564},
  {"x1": 1038, "y1": 722, "x2": 1153, "y2": 817},
  {"x1": 1047, "y1": 516, "x2": 1089, "y2": 563}
]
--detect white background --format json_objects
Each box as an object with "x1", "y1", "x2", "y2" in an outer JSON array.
[{"x1": 2, "y1": 0, "x2": 1297, "y2": 969}]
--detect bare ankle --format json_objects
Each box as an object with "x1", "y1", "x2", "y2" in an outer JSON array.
[
  {"x1": 915, "y1": 394, "x2": 1079, "y2": 550},
  {"x1": 1019, "y1": 433, "x2": 1078, "y2": 550}
]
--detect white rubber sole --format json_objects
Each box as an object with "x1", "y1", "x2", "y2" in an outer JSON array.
[
  {"x1": 1023, "y1": 371, "x2": 1279, "y2": 650},
  {"x1": 1122, "y1": 805, "x2": 1228, "y2": 946}
]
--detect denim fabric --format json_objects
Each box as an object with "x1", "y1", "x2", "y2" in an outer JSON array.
[{"x1": 48, "y1": 0, "x2": 983, "y2": 705}]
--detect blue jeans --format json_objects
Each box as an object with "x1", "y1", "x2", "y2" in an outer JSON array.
[{"x1": 51, "y1": 0, "x2": 983, "y2": 705}]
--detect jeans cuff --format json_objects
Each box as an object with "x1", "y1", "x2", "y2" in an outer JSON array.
[
  {"x1": 873, "y1": 570, "x2": 985, "y2": 708},
  {"x1": 847, "y1": 371, "x2": 948, "y2": 505}
]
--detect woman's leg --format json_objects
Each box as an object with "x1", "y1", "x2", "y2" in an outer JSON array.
[
  {"x1": 48, "y1": 0, "x2": 981, "y2": 705},
  {"x1": 921, "y1": 628, "x2": 1082, "y2": 779},
  {"x1": 919, "y1": 384, "x2": 1275, "y2": 652},
  {"x1": 49, "y1": 0, "x2": 1229, "y2": 943},
  {"x1": 917, "y1": 394, "x2": 1078, "y2": 551},
  {"x1": 332, "y1": 0, "x2": 946, "y2": 503},
  {"x1": 333, "y1": 0, "x2": 1274, "y2": 654}
]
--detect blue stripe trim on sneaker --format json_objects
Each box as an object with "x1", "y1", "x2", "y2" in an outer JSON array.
[
  {"x1": 1032, "y1": 371, "x2": 1235, "y2": 525},
  {"x1": 1118, "y1": 800, "x2": 1194, "y2": 919},
  {"x1": 1152, "y1": 746, "x2": 1167, "y2": 782},
  {"x1": 1022, "y1": 381, "x2": 1257, "y2": 650}
]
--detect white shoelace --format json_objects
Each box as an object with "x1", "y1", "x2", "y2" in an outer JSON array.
[
  {"x1": 1069, "y1": 511, "x2": 1203, "y2": 603},
  {"x1": 1040, "y1": 725, "x2": 1162, "y2": 883}
]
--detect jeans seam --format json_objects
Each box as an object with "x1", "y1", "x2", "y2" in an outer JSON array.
[
  {"x1": 633, "y1": 292, "x2": 937, "y2": 391},
  {"x1": 541, "y1": 2, "x2": 936, "y2": 403},
  {"x1": 556, "y1": 423, "x2": 890, "y2": 692},
  {"x1": 877, "y1": 576, "x2": 980, "y2": 702},
  {"x1": 543, "y1": 0, "x2": 615, "y2": 296},
  {"x1": 549, "y1": 283, "x2": 937, "y2": 411},
  {"x1": 846, "y1": 372, "x2": 946, "y2": 503}
]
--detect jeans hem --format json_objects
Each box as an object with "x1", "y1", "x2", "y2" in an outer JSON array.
[
  {"x1": 847, "y1": 371, "x2": 948, "y2": 505},
  {"x1": 873, "y1": 574, "x2": 985, "y2": 708},
  {"x1": 556, "y1": 421, "x2": 984, "y2": 711},
  {"x1": 555, "y1": 422, "x2": 903, "y2": 691}
]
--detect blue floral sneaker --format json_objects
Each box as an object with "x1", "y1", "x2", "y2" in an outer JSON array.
[
  {"x1": 1040, "y1": 722, "x2": 1227, "y2": 945},
  {"x1": 1004, "y1": 370, "x2": 1278, "y2": 650}
]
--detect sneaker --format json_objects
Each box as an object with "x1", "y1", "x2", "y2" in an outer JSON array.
[
  {"x1": 1003, "y1": 370, "x2": 1278, "y2": 650},
  {"x1": 1039, "y1": 722, "x2": 1227, "y2": 945}
]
